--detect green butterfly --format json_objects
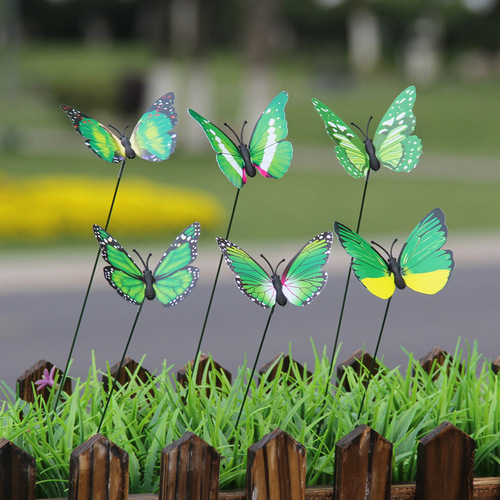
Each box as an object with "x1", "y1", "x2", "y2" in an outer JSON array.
[
  {"x1": 94, "y1": 222, "x2": 200, "y2": 306},
  {"x1": 334, "y1": 208, "x2": 454, "y2": 300},
  {"x1": 188, "y1": 91, "x2": 293, "y2": 189},
  {"x1": 312, "y1": 86, "x2": 422, "y2": 179},
  {"x1": 61, "y1": 93, "x2": 177, "y2": 163},
  {"x1": 217, "y1": 231, "x2": 333, "y2": 309}
]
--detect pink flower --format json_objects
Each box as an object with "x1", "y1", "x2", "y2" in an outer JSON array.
[{"x1": 34, "y1": 366, "x2": 56, "y2": 391}]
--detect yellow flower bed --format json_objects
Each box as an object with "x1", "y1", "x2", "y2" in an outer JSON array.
[{"x1": 0, "y1": 174, "x2": 223, "y2": 241}]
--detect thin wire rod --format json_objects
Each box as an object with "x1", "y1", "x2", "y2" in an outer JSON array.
[
  {"x1": 324, "y1": 168, "x2": 372, "y2": 395},
  {"x1": 53, "y1": 161, "x2": 127, "y2": 411},
  {"x1": 357, "y1": 295, "x2": 392, "y2": 420},
  {"x1": 97, "y1": 301, "x2": 143, "y2": 434},
  {"x1": 234, "y1": 305, "x2": 276, "y2": 431},
  {"x1": 191, "y1": 187, "x2": 241, "y2": 376}
]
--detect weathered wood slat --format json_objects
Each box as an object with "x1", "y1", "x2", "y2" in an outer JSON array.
[
  {"x1": 68, "y1": 434, "x2": 129, "y2": 500},
  {"x1": 259, "y1": 353, "x2": 312, "y2": 385},
  {"x1": 246, "y1": 428, "x2": 306, "y2": 500},
  {"x1": 101, "y1": 357, "x2": 153, "y2": 393},
  {"x1": 334, "y1": 424, "x2": 392, "y2": 500},
  {"x1": 159, "y1": 431, "x2": 220, "y2": 500},
  {"x1": 416, "y1": 421, "x2": 475, "y2": 500},
  {"x1": 337, "y1": 350, "x2": 383, "y2": 390},
  {"x1": 17, "y1": 359, "x2": 72, "y2": 402},
  {"x1": 0, "y1": 438, "x2": 36, "y2": 500},
  {"x1": 45, "y1": 477, "x2": 500, "y2": 500}
]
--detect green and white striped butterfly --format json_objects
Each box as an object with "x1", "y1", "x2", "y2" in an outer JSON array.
[
  {"x1": 217, "y1": 231, "x2": 333, "y2": 309},
  {"x1": 188, "y1": 91, "x2": 293, "y2": 189},
  {"x1": 312, "y1": 86, "x2": 422, "y2": 179},
  {"x1": 94, "y1": 222, "x2": 200, "y2": 306},
  {"x1": 334, "y1": 208, "x2": 454, "y2": 300}
]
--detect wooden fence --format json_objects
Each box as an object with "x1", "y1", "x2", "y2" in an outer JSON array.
[{"x1": 2, "y1": 348, "x2": 500, "y2": 500}]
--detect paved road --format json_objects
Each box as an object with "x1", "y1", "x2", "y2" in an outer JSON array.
[{"x1": 1, "y1": 234, "x2": 499, "y2": 393}]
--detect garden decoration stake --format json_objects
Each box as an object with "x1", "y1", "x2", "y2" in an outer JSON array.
[
  {"x1": 334, "y1": 208, "x2": 455, "y2": 419},
  {"x1": 188, "y1": 91, "x2": 293, "y2": 373},
  {"x1": 93, "y1": 222, "x2": 200, "y2": 431},
  {"x1": 217, "y1": 231, "x2": 332, "y2": 429},
  {"x1": 312, "y1": 86, "x2": 422, "y2": 387},
  {"x1": 54, "y1": 94, "x2": 178, "y2": 411}
]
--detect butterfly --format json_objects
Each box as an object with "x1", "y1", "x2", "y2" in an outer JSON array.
[
  {"x1": 188, "y1": 91, "x2": 293, "y2": 189},
  {"x1": 217, "y1": 231, "x2": 333, "y2": 309},
  {"x1": 61, "y1": 93, "x2": 177, "y2": 163},
  {"x1": 334, "y1": 208, "x2": 454, "y2": 300},
  {"x1": 312, "y1": 86, "x2": 422, "y2": 179},
  {"x1": 94, "y1": 222, "x2": 200, "y2": 306}
]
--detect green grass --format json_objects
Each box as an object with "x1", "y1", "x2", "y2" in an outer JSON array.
[{"x1": 1, "y1": 340, "x2": 500, "y2": 497}]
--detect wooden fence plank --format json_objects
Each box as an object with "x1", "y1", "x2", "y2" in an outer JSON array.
[
  {"x1": 177, "y1": 354, "x2": 232, "y2": 394},
  {"x1": 0, "y1": 438, "x2": 36, "y2": 500},
  {"x1": 246, "y1": 428, "x2": 306, "y2": 500},
  {"x1": 416, "y1": 421, "x2": 475, "y2": 500},
  {"x1": 259, "y1": 354, "x2": 312, "y2": 385},
  {"x1": 101, "y1": 357, "x2": 153, "y2": 394},
  {"x1": 17, "y1": 359, "x2": 72, "y2": 402},
  {"x1": 159, "y1": 431, "x2": 220, "y2": 500},
  {"x1": 336, "y1": 350, "x2": 382, "y2": 391},
  {"x1": 334, "y1": 424, "x2": 392, "y2": 500},
  {"x1": 68, "y1": 433, "x2": 129, "y2": 500}
]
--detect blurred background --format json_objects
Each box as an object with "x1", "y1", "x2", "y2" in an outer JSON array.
[{"x1": 0, "y1": 0, "x2": 499, "y2": 388}]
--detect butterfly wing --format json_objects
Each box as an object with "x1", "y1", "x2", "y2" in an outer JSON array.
[
  {"x1": 152, "y1": 222, "x2": 200, "y2": 307},
  {"x1": 334, "y1": 222, "x2": 395, "y2": 299},
  {"x1": 130, "y1": 92, "x2": 178, "y2": 162},
  {"x1": 373, "y1": 86, "x2": 422, "y2": 173},
  {"x1": 188, "y1": 108, "x2": 246, "y2": 188},
  {"x1": 93, "y1": 225, "x2": 146, "y2": 304},
  {"x1": 248, "y1": 91, "x2": 293, "y2": 180},
  {"x1": 217, "y1": 238, "x2": 276, "y2": 309},
  {"x1": 312, "y1": 98, "x2": 368, "y2": 179},
  {"x1": 61, "y1": 105, "x2": 126, "y2": 163},
  {"x1": 281, "y1": 231, "x2": 333, "y2": 307},
  {"x1": 398, "y1": 208, "x2": 454, "y2": 294}
]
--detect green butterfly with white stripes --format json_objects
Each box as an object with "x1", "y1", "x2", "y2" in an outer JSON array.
[
  {"x1": 312, "y1": 86, "x2": 422, "y2": 179},
  {"x1": 189, "y1": 91, "x2": 293, "y2": 189}
]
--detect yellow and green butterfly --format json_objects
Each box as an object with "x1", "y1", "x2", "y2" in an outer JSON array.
[
  {"x1": 94, "y1": 222, "x2": 200, "y2": 306},
  {"x1": 312, "y1": 86, "x2": 422, "y2": 179},
  {"x1": 334, "y1": 208, "x2": 454, "y2": 300},
  {"x1": 61, "y1": 93, "x2": 177, "y2": 163}
]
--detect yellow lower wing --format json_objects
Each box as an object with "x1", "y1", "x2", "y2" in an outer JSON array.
[
  {"x1": 403, "y1": 269, "x2": 451, "y2": 295},
  {"x1": 360, "y1": 276, "x2": 395, "y2": 300}
]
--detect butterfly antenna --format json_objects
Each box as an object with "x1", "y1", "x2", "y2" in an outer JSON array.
[
  {"x1": 389, "y1": 238, "x2": 398, "y2": 258},
  {"x1": 260, "y1": 254, "x2": 285, "y2": 276},
  {"x1": 108, "y1": 123, "x2": 122, "y2": 136},
  {"x1": 350, "y1": 116, "x2": 373, "y2": 141},
  {"x1": 371, "y1": 240, "x2": 391, "y2": 259},
  {"x1": 121, "y1": 124, "x2": 130, "y2": 137},
  {"x1": 365, "y1": 116, "x2": 373, "y2": 138},
  {"x1": 224, "y1": 122, "x2": 242, "y2": 144},
  {"x1": 133, "y1": 249, "x2": 152, "y2": 270},
  {"x1": 239, "y1": 120, "x2": 248, "y2": 143}
]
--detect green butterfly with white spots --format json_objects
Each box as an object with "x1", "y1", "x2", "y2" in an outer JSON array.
[
  {"x1": 334, "y1": 208, "x2": 454, "y2": 300},
  {"x1": 188, "y1": 91, "x2": 293, "y2": 189},
  {"x1": 217, "y1": 231, "x2": 333, "y2": 309},
  {"x1": 312, "y1": 86, "x2": 422, "y2": 179},
  {"x1": 61, "y1": 93, "x2": 177, "y2": 163},
  {"x1": 94, "y1": 222, "x2": 200, "y2": 306}
]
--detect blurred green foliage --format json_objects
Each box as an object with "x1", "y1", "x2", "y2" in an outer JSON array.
[{"x1": 1, "y1": 44, "x2": 499, "y2": 248}]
